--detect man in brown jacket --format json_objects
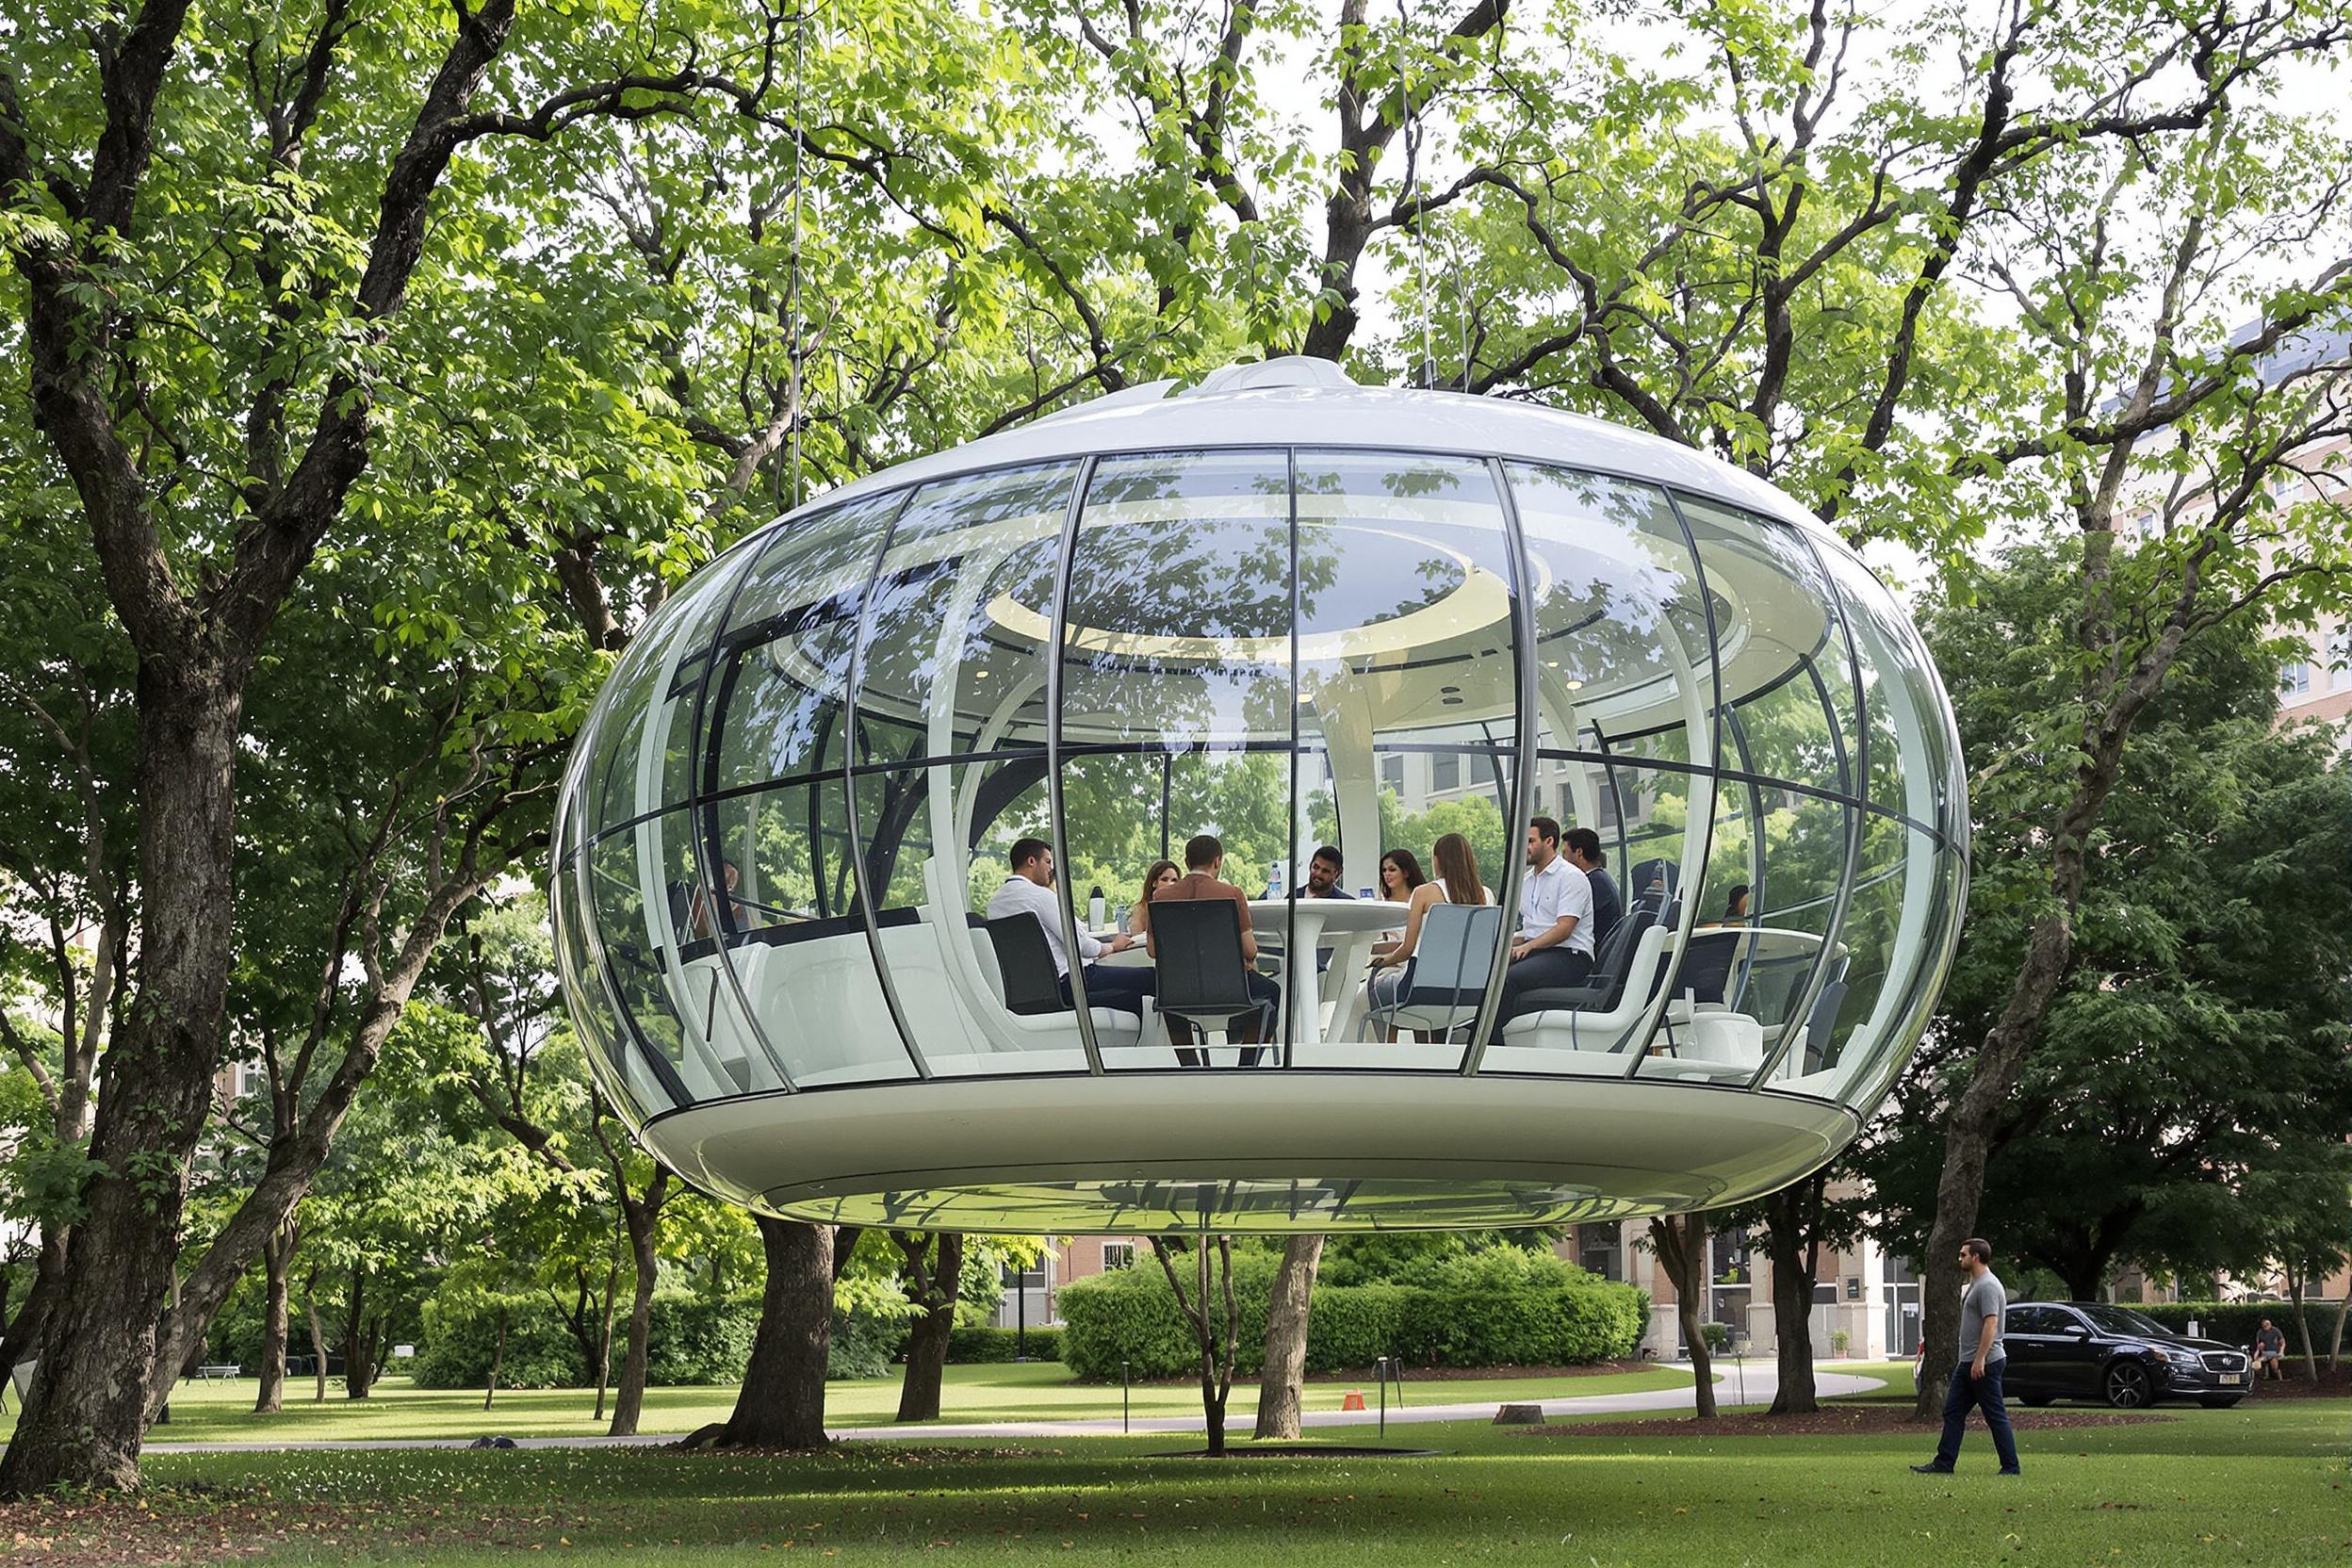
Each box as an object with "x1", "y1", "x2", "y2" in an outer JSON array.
[{"x1": 1142, "y1": 833, "x2": 1280, "y2": 1066}]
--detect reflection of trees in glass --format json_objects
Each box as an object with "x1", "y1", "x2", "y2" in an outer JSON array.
[
  {"x1": 1514, "y1": 466, "x2": 1703, "y2": 706},
  {"x1": 1308, "y1": 789, "x2": 1510, "y2": 898}
]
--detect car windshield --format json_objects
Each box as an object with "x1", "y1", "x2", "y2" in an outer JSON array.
[{"x1": 2075, "y1": 1305, "x2": 2170, "y2": 1337}]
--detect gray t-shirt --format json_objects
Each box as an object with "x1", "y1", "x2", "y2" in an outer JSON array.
[{"x1": 1959, "y1": 1270, "x2": 2007, "y2": 1364}]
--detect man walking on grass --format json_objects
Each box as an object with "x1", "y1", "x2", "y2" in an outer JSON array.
[{"x1": 1912, "y1": 1236, "x2": 2020, "y2": 1477}]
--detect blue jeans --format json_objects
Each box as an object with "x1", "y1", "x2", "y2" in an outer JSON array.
[{"x1": 1935, "y1": 1358, "x2": 2019, "y2": 1472}]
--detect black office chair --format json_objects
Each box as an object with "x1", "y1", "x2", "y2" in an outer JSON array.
[
  {"x1": 984, "y1": 914, "x2": 1068, "y2": 1017},
  {"x1": 1148, "y1": 898, "x2": 1269, "y2": 1067},
  {"x1": 1801, "y1": 976, "x2": 1850, "y2": 1075},
  {"x1": 1674, "y1": 928, "x2": 1740, "y2": 1005},
  {"x1": 1513, "y1": 905, "x2": 1658, "y2": 1017}
]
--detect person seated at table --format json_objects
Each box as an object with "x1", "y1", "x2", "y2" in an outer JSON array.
[
  {"x1": 1700, "y1": 883, "x2": 1751, "y2": 927},
  {"x1": 685, "y1": 858, "x2": 749, "y2": 941},
  {"x1": 1497, "y1": 816, "x2": 1596, "y2": 1024},
  {"x1": 1128, "y1": 858, "x2": 1182, "y2": 936},
  {"x1": 1142, "y1": 833, "x2": 1280, "y2": 1065},
  {"x1": 1367, "y1": 833, "x2": 1489, "y2": 1041},
  {"x1": 1562, "y1": 828, "x2": 1622, "y2": 950},
  {"x1": 1301, "y1": 845, "x2": 1353, "y2": 899},
  {"x1": 1376, "y1": 848, "x2": 1427, "y2": 906},
  {"x1": 987, "y1": 838, "x2": 1154, "y2": 1019}
]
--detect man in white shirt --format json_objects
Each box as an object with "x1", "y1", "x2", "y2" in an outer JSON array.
[
  {"x1": 986, "y1": 838, "x2": 1155, "y2": 1018},
  {"x1": 1497, "y1": 816, "x2": 1595, "y2": 1023}
]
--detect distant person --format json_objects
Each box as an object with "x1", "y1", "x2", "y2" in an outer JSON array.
[
  {"x1": 1368, "y1": 832, "x2": 1490, "y2": 1039},
  {"x1": 686, "y1": 859, "x2": 748, "y2": 940},
  {"x1": 1144, "y1": 834, "x2": 1280, "y2": 1065},
  {"x1": 1129, "y1": 859, "x2": 1182, "y2": 936},
  {"x1": 987, "y1": 839, "x2": 1153, "y2": 1019},
  {"x1": 1562, "y1": 827, "x2": 1621, "y2": 949},
  {"x1": 1911, "y1": 1237, "x2": 2020, "y2": 1477},
  {"x1": 2253, "y1": 1318, "x2": 2286, "y2": 1382},
  {"x1": 1496, "y1": 817, "x2": 1595, "y2": 1023},
  {"x1": 1703, "y1": 883, "x2": 1751, "y2": 926}
]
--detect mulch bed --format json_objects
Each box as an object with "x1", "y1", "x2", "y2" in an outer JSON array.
[
  {"x1": 1519, "y1": 1407, "x2": 2177, "y2": 1439},
  {"x1": 2237, "y1": 1368, "x2": 2352, "y2": 1399}
]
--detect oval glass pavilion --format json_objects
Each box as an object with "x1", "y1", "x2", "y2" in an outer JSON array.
[{"x1": 552, "y1": 359, "x2": 1966, "y2": 1233}]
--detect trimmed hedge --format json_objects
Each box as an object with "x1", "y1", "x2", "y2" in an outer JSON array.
[
  {"x1": 945, "y1": 1325, "x2": 1063, "y2": 1364},
  {"x1": 2127, "y1": 1300, "x2": 2344, "y2": 1351},
  {"x1": 411, "y1": 1286, "x2": 907, "y2": 1386},
  {"x1": 1056, "y1": 1250, "x2": 1645, "y2": 1379}
]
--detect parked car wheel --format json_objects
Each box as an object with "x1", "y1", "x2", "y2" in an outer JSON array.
[
  {"x1": 2199, "y1": 1396, "x2": 2244, "y2": 1410},
  {"x1": 2017, "y1": 1394, "x2": 2051, "y2": 1407},
  {"x1": 2102, "y1": 1361, "x2": 2155, "y2": 1409}
]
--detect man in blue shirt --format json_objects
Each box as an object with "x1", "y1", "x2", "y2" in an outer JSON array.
[{"x1": 1562, "y1": 828, "x2": 1621, "y2": 951}]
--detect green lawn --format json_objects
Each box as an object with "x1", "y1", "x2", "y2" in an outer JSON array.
[
  {"x1": 0, "y1": 1363, "x2": 1695, "y2": 1446},
  {"x1": 0, "y1": 1394, "x2": 2336, "y2": 1565}
]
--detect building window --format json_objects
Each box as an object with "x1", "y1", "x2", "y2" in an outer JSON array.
[
  {"x1": 2282, "y1": 662, "x2": 2311, "y2": 696},
  {"x1": 1379, "y1": 754, "x2": 1404, "y2": 793},
  {"x1": 1577, "y1": 1224, "x2": 1623, "y2": 1282},
  {"x1": 1430, "y1": 752, "x2": 1460, "y2": 792},
  {"x1": 1101, "y1": 1242, "x2": 1135, "y2": 1271}
]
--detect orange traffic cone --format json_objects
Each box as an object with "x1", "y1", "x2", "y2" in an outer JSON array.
[{"x1": 1341, "y1": 1389, "x2": 1366, "y2": 1411}]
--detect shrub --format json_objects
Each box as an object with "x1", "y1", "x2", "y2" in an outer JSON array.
[
  {"x1": 945, "y1": 1325, "x2": 1062, "y2": 1364},
  {"x1": 829, "y1": 1307, "x2": 907, "y2": 1379},
  {"x1": 1057, "y1": 1250, "x2": 1646, "y2": 1379},
  {"x1": 644, "y1": 1294, "x2": 761, "y2": 1385},
  {"x1": 1697, "y1": 1322, "x2": 1730, "y2": 1355},
  {"x1": 412, "y1": 1292, "x2": 586, "y2": 1390}
]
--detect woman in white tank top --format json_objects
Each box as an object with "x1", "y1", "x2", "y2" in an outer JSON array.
[{"x1": 1367, "y1": 833, "x2": 1490, "y2": 1038}]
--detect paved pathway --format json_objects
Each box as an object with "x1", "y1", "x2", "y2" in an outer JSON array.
[{"x1": 145, "y1": 1363, "x2": 1888, "y2": 1454}]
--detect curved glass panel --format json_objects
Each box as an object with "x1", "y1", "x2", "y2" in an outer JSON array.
[
  {"x1": 1810, "y1": 547, "x2": 1967, "y2": 1110},
  {"x1": 1671, "y1": 498, "x2": 1860, "y2": 1087},
  {"x1": 852, "y1": 464, "x2": 1087, "y2": 1073},
  {"x1": 1293, "y1": 450, "x2": 1517, "y2": 1066},
  {"x1": 1060, "y1": 451, "x2": 1293, "y2": 1067},
  {"x1": 1494, "y1": 466, "x2": 1714, "y2": 1075},
  {"x1": 699, "y1": 494, "x2": 918, "y2": 1090}
]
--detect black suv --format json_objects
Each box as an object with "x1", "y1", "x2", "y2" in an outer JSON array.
[{"x1": 2001, "y1": 1301, "x2": 2251, "y2": 1410}]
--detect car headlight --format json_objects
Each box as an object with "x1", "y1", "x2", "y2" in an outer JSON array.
[{"x1": 2159, "y1": 1348, "x2": 2199, "y2": 1365}]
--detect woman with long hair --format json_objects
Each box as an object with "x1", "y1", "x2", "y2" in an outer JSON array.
[
  {"x1": 1377, "y1": 849, "x2": 1427, "y2": 903},
  {"x1": 1367, "y1": 833, "x2": 1491, "y2": 1038},
  {"x1": 1127, "y1": 858, "x2": 1183, "y2": 935}
]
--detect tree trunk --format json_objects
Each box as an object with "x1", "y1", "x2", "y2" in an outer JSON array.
[
  {"x1": 0, "y1": 675, "x2": 242, "y2": 1497},
  {"x1": 2060, "y1": 1256, "x2": 2105, "y2": 1304},
  {"x1": 342, "y1": 1269, "x2": 372, "y2": 1398},
  {"x1": 2289, "y1": 1266, "x2": 2319, "y2": 1383},
  {"x1": 2328, "y1": 1278, "x2": 2349, "y2": 1374},
  {"x1": 895, "y1": 1232, "x2": 963, "y2": 1423},
  {"x1": 0, "y1": 1226, "x2": 69, "y2": 1381},
  {"x1": 592, "y1": 1256, "x2": 619, "y2": 1424},
  {"x1": 1152, "y1": 1236, "x2": 1237, "y2": 1455},
  {"x1": 1648, "y1": 1214, "x2": 1717, "y2": 1418},
  {"x1": 1761, "y1": 1180, "x2": 1821, "y2": 1416},
  {"x1": 686, "y1": 1217, "x2": 834, "y2": 1450},
  {"x1": 609, "y1": 1225, "x2": 657, "y2": 1437},
  {"x1": 484, "y1": 1313, "x2": 506, "y2": 1410},
  {"x1": 254, "y1": 1227, "x2": 294, "y2": 1414},
  {"x1": 1253, "y1": 1233, "x2": 1324, "y2": 1439},
  {"x1": 608, "y1": 1169, "x2": 670, "y2": 1438},
  {"x1": 302, "y1": 1272, "x2": 328, "y2": 1403}
]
